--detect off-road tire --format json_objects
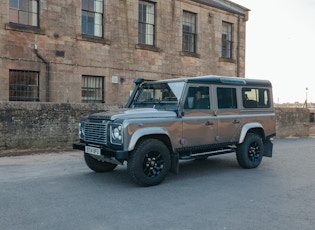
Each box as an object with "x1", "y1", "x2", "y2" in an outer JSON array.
[
  {"x1": 84, "y1": 153, "x2": 117, "y2": 172},
  {"x1": 236, "y1": 133, "x2": 264, "y2": 169},
  {"x1": 128, "y1": 139, "x2": 171, "y2": 186}
]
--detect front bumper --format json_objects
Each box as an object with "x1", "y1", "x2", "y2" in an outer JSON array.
[{"x1": 72, "y1": 142, "x2": 129, "y2": 161}]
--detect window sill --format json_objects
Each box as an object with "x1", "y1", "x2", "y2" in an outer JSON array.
[
  {"x1": 135, "y1": 44, "x2": 162, "y2": 52},
  {"x1": 180, "y1": 51, "x2": 200, "y2": 58},
  {"x1": 5, "y1": 22, "x2": 45, "y2": 35},
  {"x1": 219, "y1": 57, "x2": 236, "y2": 63},
  {"x1": 77, "y1": 34, "x2": 111, "y2": 45}
]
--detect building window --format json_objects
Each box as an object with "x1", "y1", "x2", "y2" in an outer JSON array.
[
  {"x1": 182, "y1": 11, "x2": 197, "y2": 53},
  {"x1": 222, "y1": 22, "x2": 233, "y2": 59},
  {"x1": 138, "y1": 1, "x2": 155, "y2": 46},
  {"x1": 9, "y1": 70, "x2": 39, "y2": 102},
  {"x1": 82, "y1": 0, "x2": 103, "y2": 37},
  {"x1": 9, "y1": 0, "x2": 39, "y2": 27},
  {"x1": 82, "y1": 76, "x2": 104, "y2": 103}
]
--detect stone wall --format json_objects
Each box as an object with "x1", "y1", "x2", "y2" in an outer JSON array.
[
  {"x1": 0, "y1": 103, "x2": 310, "y2": 151},
  {"x1": 0, "y1": 102, "x2": 119, "y2": 150},
  {"x1": 275, "y1": 107, "x2": 310, "y2": 138}
]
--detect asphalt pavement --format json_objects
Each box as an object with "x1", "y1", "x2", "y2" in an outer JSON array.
[{"x1": 1, "y1": 137, "x2": 315, "y2": 230}]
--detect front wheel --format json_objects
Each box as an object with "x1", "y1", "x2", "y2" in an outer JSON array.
[
  {"x1": 128, "y1": 139, "x2": 171, "y2": 186},
  {"x1": 84, "y1": 153, "x2": 117, "y2": 172},
  {"x1": 236, "y1": 133, "x2": 264, "y2": 169}
]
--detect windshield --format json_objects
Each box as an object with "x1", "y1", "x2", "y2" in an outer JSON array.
[{"x1": 132, "y1": 81, "x2": 185, "y2": 109}]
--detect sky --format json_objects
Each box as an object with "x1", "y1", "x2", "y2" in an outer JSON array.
[{"x1": 233, "y1": 0, "x2": 315, "y2": 103}]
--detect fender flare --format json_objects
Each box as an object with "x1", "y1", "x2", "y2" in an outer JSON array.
[
  {"x1": 128, "y1": 127, "x2": 170, "y2": 151},
  {"x1": 239, "y1": 122, "x2": 263, "y2": 144}
]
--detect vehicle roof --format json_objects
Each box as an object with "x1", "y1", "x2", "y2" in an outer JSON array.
[{"x1": 149, "y1": 75, "x2": 272, "y2": 87}]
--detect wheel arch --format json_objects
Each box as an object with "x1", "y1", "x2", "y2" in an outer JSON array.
[
  {"x1": 239, "y1": 122, "x2": 265, "y2": 144},
  {"x1": 128, "y1": 127, "x2": 173, "y2": 152}
]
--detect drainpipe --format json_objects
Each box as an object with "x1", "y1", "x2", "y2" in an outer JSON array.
[
  {"x1": 236, "y1": 16, "x2": 240, "y2": 77},
  {"x1": 34, "y1": 44, "x2": 50, "y2": 102}
]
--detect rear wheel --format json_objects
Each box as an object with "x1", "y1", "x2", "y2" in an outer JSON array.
[
  {"x1": 128, "y1": 139, "x2": 171, "y2": 186},
  {"x1": 84, "y1": 153, "x2": 117, "y2": 172},
  {"x1": 236, "y1": 133, "x2": 264, "y2": 169}
]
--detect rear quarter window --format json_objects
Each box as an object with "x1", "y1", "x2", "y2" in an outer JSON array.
[{"x1": 242, "y1": 88, "x2": 270, "y2": 108}]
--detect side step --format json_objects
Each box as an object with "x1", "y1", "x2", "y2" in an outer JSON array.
[{"x1": 179, "y1": 148, "x2": 235, "y2": 160}]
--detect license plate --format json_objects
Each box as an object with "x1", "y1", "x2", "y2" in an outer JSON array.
[{"x1": 85, "y1": 146, "x2": 101, "y2": 156}]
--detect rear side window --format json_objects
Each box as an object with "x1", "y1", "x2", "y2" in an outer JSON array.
[
  {"x1": 217, "y1": 87, "x2": 237, "y2": 109},
  {"x1": 242, "y1": 88, "x2": 270, "y2": 108}
]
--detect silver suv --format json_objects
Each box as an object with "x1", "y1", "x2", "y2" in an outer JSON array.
[{"x1": 73, "y1": 76, "x2": 276, "y2": 186}]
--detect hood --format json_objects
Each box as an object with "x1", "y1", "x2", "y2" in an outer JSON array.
[{"x1": 89, "y1": 108, "x2": 177, "y2": 120}]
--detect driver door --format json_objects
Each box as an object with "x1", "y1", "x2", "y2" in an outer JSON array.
[{"x1": 181, "y1": 85, "x2": 218, "y2": 148}]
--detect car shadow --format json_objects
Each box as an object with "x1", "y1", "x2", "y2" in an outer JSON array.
[
  {"x1": 171, "y1": 155, "x2": 239, "y2": 177},
  {"x1": 75, "y1": 154, "x2": 241, "y2": 187}
]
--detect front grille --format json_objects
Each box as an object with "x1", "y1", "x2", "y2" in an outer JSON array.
[{"x1": 84, "y1": 121, "x2": 109, "y2": 145}]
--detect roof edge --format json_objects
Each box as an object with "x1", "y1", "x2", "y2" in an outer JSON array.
[{"x1": 190, "y1": 0, "x2": 250, "y2": 17}]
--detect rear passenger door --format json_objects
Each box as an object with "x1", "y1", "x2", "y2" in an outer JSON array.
[{"x1": 215, "y1": 86, "x2": 242, "y2": 143}]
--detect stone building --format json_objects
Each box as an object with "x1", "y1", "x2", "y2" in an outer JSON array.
[{"x1": 0, "y1": 0, "x2": 249, "y2": 105}]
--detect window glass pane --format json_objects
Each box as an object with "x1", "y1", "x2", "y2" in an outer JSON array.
[
  {"x1": 10, "y1": 0, "x2": 19, "y2": 9},
  {"x1": 19, "y1": 11, "x2": 29, "y2": 24},
  {"x1": 94, "y1": 24, "x2": 102, "y2": 37},
  {"x1": 30, "y1": 0, "x2": 37, "y2": 13},
  {"x1": 9, "y1": 9, "x2": 19, "y2": 23},
  {"x1": 139, "y1": 3, "x2": 144, "y2": 22},
  {"x1": 95, "y1": 13, "x2": 102, "y2": 25},
  {"x1": 20, "y1": 0, "x2": 29, "y2": 11},
  {"x1": 88, "y1": 0, "x2": 94, "y2": 11},
  {"x1": 82, "y1": 0, "x2": 88, "y2": 10},
  {"x1": 146, "y1": 3, "x2": 154, "y2": 24},
  {"x1": 30, "y1": 12, "x2": 37, "y2": 26},
  {"x1": 184, "y1": 86, "x2": 210, "y2": 110},
  {"x1": 87, "y1": 12, "x2": 94, "y2": 23},
  {"x1": 95, "y1": 0, "x2": 103, "y2": 13},
  {"x1": 217, "y1": 88, "x2": 237, "y2": 109}
]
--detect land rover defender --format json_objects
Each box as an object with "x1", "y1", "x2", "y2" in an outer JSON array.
[{"x1": 73, "y1": 76, "x2": 276, "y2": 186}]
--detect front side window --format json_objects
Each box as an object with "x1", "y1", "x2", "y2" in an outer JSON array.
[
  {"x1": 217, "y1": 87, "x2": 237, "y2": 109},
  {"x1": 138, "y1": 1, "x2": 155, "y2": 46},
  {"x1": 222, "y1": 21, "x2": 233, "y2": 59},
  {"x1": 82, "y1": 0, "x2": 103, "y2": 37},
  {"x1": 182, "y1": 11, "x2": 197, "y2": 53},
  {"x1": 82, "y1": 75, "x2": 104, "y2": 103},
  {"x1": 242, "y1": 88, "x2": 271, "y2": 108},
  {"x1": 9, "y1": 70, "x2": 39, "y2": 101},
  {"x1": 184, "y1": 86, "x2": 210, "y2": 110},
  {"x1": 9, "y1": 0, "x2": 39, "y2": 27}
]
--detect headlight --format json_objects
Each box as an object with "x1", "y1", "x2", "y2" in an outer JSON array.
[
  {"x1": 79, "y1": 122, "x2": 85, "y2": 139},
  {"x1": 110, "y1": 124, "x2": 123, "y2": 145}
]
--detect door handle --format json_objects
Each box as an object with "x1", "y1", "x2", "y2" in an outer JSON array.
[
  {"x1": 205, "y1": 121, "x2": 214, "y2": 126},
  {"x1": 232, "y1": 120, "x2": 240, "y2": 124}
]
